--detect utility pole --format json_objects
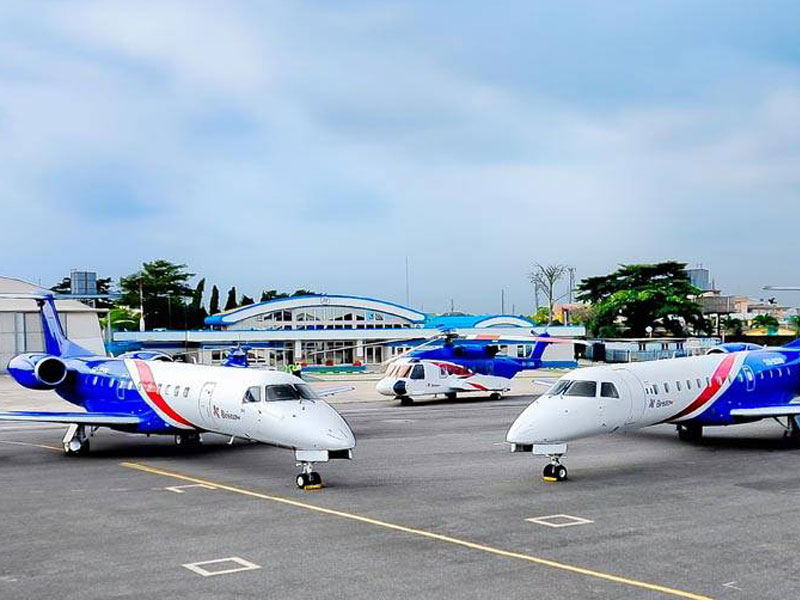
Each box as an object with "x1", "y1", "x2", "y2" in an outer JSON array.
[
  {"x1": 450, "y1": 298, "x2": 454, "y2": 313},
  {"x1": 501, "y1": 289, "x2": 505, "y2": 314},
  {"x1": 138, "y1": 279, "x2": 145, "y2": 332}
]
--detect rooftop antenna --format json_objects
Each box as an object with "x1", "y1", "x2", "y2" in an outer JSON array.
[
  {"x1": 450, "y1": 298, "x2": 455, "y2": 312},
  {"x1": 501, "y1": 289, "x2": 505, "y2": 314}
]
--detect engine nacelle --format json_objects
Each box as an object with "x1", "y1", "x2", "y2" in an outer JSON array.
[
  {"x1": 117, "y1": 351, "x2": 174, "y2": 362},
  {"x1": 707, "y1": 343, "x2": 764, "y2": 355},
  {"x1": 7, "y1": 353, "x2": 69, "y2": 389}
]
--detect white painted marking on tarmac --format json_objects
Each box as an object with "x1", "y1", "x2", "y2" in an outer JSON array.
[
  {"x1": 182, "y1": 557, "x2": 261, "y2": 577},
  {"x1": 526, "y1": 514, "x2": 594, "y2": 528},
  {"x1": 381, "y1": 419, "x2": 415, "y2": 424},
  {"x1": 165, "y1": 484, "x2": 217, "y2": 494},
  {"x1": 0, "y1": 575, "x2": 18, "y2": 583},
  {"x1": 723, "y1": 581, "x2": 743, "y2": 591}
]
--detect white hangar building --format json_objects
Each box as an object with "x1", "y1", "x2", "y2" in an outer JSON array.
[{"x1": 0, "y1": 276, "x2": 105, "y2": 372}]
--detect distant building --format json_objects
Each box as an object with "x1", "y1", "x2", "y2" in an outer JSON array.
[
  {"x1": 686, "y1": 267, "x2": 711, "y2": 292},
  {"x1": 114, "y1": 294, "x2": 584, "y2": 369},
  {"x1": 0, "y1": 276, "x2": 105, "y2": 372}
]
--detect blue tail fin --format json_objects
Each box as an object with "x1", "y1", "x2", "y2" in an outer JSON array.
[
  {"x1": 39, "y1": 295, "x2": 93, "y2": 358},
  {"x1": 519, "y1": 333, "x2": 553, "y2": 370},
  {"x1": 784, "y1": 338, "x2": 800, "y2": 350}
]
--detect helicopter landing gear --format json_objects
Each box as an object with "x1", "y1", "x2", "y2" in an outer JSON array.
[
  {"x1": 398, "y1": 396, "x2": 414, "y2": 406},
  {"x1": 295, "y1": 462, "x2": 322, "y2": 490},
  {"x1": 542, "y1": 455, "x2": 568, "y2": 482},
  {"x1": 489, "y1": 392, "x2": 502, "y2": 401},
  {"x1": 63, "y1": 424, "x2": 90, "y2": 456}
]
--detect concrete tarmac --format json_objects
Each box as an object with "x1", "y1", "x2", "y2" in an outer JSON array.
[{"x1": 1, "y1": 376, "x2": 800, "y2": 599}]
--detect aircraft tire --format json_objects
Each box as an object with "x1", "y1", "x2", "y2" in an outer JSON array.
[
  {"x1": 399, "y1": 396, "x2": 413, "y2": 406},
  {"x1": 554, "y1": 465, "x2": 568, "y2": 481},
  {"x1": 489, "y1": 392, "x2": 502, "y2": 401},
  {"x1": 445, "y1": 392, "x2": 457, "y2": 401},
  {"x1": 542, "y1": 464, "x2": 554, "y2": 479},
  {"x1": 677, "y1": 425, "x2": 703, "y2": 443},
  {"x1": 296, "y1": 474, "x2": 308, "y2": 489}
]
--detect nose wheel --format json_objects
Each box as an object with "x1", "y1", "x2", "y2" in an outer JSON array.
[
  {"x1": 296, "y1": 462, "x2": 323, "y2": 490},
  {"x1": 542, "y1": 455, "x2": 568, "y2": 482}
]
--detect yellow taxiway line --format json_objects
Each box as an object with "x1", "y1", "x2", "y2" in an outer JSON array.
[
  {"x1": 122, "y1": 461, "x2": 712, "y2": 600},
  {"x1": 0, "y1": 439, "x2": 62, "y2": 452}
]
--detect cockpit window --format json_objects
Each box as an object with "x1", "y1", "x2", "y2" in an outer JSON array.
[
  {"x1": 549, "y1": 380, "x2": 572, "y2": 396},
  {"x1": 600, "y1": 382, "x2": 620, "y2": 399},
  {"x1": 564, "y1": 381, "x2": 597, "y2": 398},
  {"x1": 295, "y1": 384, "x2": 318, "y2": 400},
  {"x1": 410, "y1": 364, "x2": 425, "y2": 380},
  {"x1": 266, "y1": 385, "x2": 302, "y2": 401},
  {"x1": 397, "y1": 366, "x2": 411, "y2": 378},
  {"x1": 243, "y1": 386, "x2": 262, "y2": 403}
]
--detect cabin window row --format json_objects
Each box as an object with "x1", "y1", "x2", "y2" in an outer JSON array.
[
  {"x1": 650, "y1": 366, "x2": 793, "y2": 396},
  {"x1": 87, "y1": 375, "x2": 191, "y2": 398}
]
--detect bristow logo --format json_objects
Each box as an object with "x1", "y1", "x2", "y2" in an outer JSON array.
[{"x1": 212, "y1": 405, "x2": 241, "y2": 421}]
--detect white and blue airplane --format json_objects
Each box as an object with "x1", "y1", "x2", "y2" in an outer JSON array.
[
  {"x1": 0, "y1": 294, "x2": 355, "y2": 489},
  {"x1": 507, "y1": 341, "x2": 800, "y2": 481}
]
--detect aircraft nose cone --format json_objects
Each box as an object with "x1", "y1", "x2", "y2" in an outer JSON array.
[
  {"x1": 317, "y1": 402, "x2": 356, "y2": 450},
  {"x1": 376, "y1": 378, "x2": 394, "y2": 396},
  {"x1": 506, "y1": 402, "x2": 540, "y2": 444}
]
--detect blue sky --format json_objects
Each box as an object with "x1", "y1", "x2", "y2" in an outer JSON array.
[{"x1": 2, "y1": 1, "x2": 800, "y2": 313}]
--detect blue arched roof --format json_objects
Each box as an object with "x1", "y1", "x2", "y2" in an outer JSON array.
[{"x1": 205, "y1": 294, "x2": 427, "y2": 327}]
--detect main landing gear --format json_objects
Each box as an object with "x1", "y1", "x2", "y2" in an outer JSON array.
[
  {"x1": 397, "y1": 396, "x2": 413, "y2": 406},
  {"x1": 542, "y1": 454, "x2": 568, "y2": 482},
  {"x1": 175, "y1": 432, "x2": 203, "y2": 447},
  {"x1": 677, "y1": 424, "x2": 703, "y2": 443},
  {"x1": 296, "y1": 462, "x2": 323, "y2": 490},
  {"x1": 781, "y1": 416, "x2": 800, "y2": 444},
  {"x1": 63, "y1": 424, "x2": 90, "y2": 456}
]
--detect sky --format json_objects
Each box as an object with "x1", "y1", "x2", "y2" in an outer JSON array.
[{"x1": 2, "y1": 1, "x2": 800, "y2": 314}]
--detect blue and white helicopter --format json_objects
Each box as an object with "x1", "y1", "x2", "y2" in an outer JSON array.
[
  {"x1": 0, "y1": 294, "x2": 355, "y2": 489},
  {"x1": 376, "y1": 331, "x2": 577, "y2": 404}
]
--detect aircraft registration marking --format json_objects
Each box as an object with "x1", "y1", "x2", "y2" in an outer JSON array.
[{"x1": 123, "y1": 461, "x2": 712, "y2": 600}]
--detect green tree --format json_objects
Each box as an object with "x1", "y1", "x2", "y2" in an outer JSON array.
[
  {"x1": 260, "y1": 289, "x2": 287, "y2": 302},
  {"x1": 576, "y1": 261, "x2": 703, "y2": 337},
  {"x1": 751, "y1": 314, "x2": 779, "y2": 333},
  {"x1": 224, "y1": 286, "x2": 238, "y2": 311},
  {"x1": 789, "y1": 315, "x2": 800, "y2": 336},
  {"x1": 722, "y1": 316, "x2": 744, "y2": 336},
  {"x1": 118, "y1": 260, "x2": 195, "y2": 330},
  {"x1": 531, "y1": 307, "x2": 550, "y2": 324},
  {"x1": 186, "y1": 278, "x2": 208, "y2": 328},
  {"x1": 209, "y1": 285, "x2": 220, "y2": 315},
  {"x1": 100, "y1": 306, "x2": 140, "y2": 332},
  {"x1": 241, "y1": 295, "x2": 255, "y2": 306}
]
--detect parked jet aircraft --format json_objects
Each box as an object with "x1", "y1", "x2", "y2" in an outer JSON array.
[
  {"x1": 376, "y1": 332, "x2": 575, "y2": 404},
  {"x1": 507, "y1": 341, "x2": 800, "y2": 481},
  {"x1": 0, "y1": 295, "x2": 355, "y2": 489}
]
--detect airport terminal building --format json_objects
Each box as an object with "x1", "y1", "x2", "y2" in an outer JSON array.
[{"x1": 114, "y1": 294, "x2": 583, "y2": 369}]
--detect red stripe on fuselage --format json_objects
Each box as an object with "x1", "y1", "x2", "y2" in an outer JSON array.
[
  {"x1": 665, "y1": 354, "x2": 737, "y2": 422},
  {"x1": 134, "y1": 361, "x2": 195, "y2": 428}
]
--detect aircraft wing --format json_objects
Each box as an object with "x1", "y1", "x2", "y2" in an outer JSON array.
[
  {"x1": 316, "y1": 386, "x2": 355, "y2": 398},
  {"x1": 0, "y1": 411, "x2": 142, "y2": 426},
  {"x1": 730, "y1": 406, "x2": 800, "y2": 418}
]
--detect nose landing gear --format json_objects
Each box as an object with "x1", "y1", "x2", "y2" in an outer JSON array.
[
  {"x1": 542, "y1": 454, "x2": 568, "y2": 482},
  {"x1": 296, "y1": 462, "x2": 323, "y2": 490}
]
